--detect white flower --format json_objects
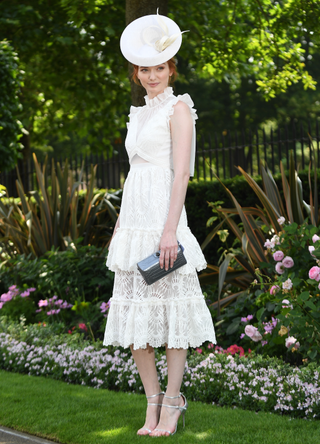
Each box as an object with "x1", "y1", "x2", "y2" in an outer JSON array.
[
  {"x1": 309, "y1": 246, "x2": 316, "y2": 257},
  {"x1": 285, "y1": 336, "x2": 300, "y2": 349},
  {"x1": 264, "y1": 239, "x2": 275, "y2": 249},
  {"x1": 271, "y1": 235, "x2": 281, "y2": 245},
  {"x1": 282, "y1": 279, "x2": 293, "y2": 290},
  {"x1": 312, "y1": 234, "x2": 320, "y2": 243},
  {"x1": 277, "y1": 217, "x2": 285, "y2": 225},
  {"x1": 282, "y1": 299, "x2": 293, "y2": 309}
]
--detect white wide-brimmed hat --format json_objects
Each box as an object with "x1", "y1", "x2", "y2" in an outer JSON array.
[{"x1": 120, "y1": 10, "x2": 186, "y2": 66}]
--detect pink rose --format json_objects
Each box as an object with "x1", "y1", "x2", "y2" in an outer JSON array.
[
  {"x1": 282, "y1": 299, "x2": 293, "y2": 309},
  {"x1": 309, "y1": 246, "x2": 315, "y2": 257},
  {"x1": 273, "y1": 251, "x2": 284, "y2": 262},
  {"x1": 270, "y1": 285, "x2": 280, "y2": 295},
  {"x1": 245, "y1": 325, "x2": 262, "y2": 342},
  {"x1": 285, "y1": 336, "x2": 300, "y2": 349},
  {"x1": 264, "y1": 239, "x2": 275, "y2": 249},
  {"x1": 312, "y1": 234, "x2": 320, "y2": 243},
  {"x1": 309, "y1": 266, "x2": 320, "y2": 281},
  {"x1": 282, "y1": 256, "x2": 294, "y2": 268},
  {"x1": 275, "y1": 262, "x2": 284, "y2": 274}
]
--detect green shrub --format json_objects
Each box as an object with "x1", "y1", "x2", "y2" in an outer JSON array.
[
  {"x1": 0, "y1": 40, "x2": 23, "y2": 172},
  {"x1": 0, "y1": 154, "x2": 120, "y2": 258},
  {"x1": 0, "y1": 244, "x2": 113, "y2": 301},
  {"x1": 0, "y1": 244, "x2": 114, "y2": 338},
  {"x1": 186, "y1": 167, "x2": 320, "y2": 265}
]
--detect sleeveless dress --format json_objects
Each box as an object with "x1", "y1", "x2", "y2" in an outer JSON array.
[{"x1": 103, "y1": 87, "x2": 216, "y2": 350}]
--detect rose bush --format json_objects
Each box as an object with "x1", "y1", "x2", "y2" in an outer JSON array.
[{"x1": 241, "y1": 219, "x2": 320, "y2": 362}]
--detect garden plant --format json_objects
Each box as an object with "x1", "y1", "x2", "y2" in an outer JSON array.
[
  {"x1": 0, "y1": 316, "x2": 319, "y2": 420},
  {"x1": 0, "y1": 154, "x2": 120, "y2": 258}
]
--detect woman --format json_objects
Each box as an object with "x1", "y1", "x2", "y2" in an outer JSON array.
[{"x1": 104, "y1": 11, "x2": 216, "y2": 437}]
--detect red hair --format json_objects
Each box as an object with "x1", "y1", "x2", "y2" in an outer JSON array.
[{"x1": 131, "y1": 58, "x2": 178, "y2": 86}]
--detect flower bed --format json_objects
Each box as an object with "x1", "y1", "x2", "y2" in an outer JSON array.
[{"x1": 1, "y1": 327, "x2": 320, "y2": 420}]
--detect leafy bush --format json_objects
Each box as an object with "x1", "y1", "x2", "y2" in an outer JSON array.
[
  {"x1": 0, "y1": 315, "x2": 90, "y2": 348},
  {"x1": 0, "y1": 40, "x2": 23, "y2": 172},
  {"x1": 186, "y1": 165, "x2": 320, "y2": 266},
  {"x1": 0, "y1": 154, "x2": 120, "y2": 258},
  {"x1": 0, "y1": 245, "x2": 114, "y2": 339},
  {"x1": 200, "y1": 152, "x2": 319, "y2": 310},
  {"x1": 241, "y1": 220, "x2": 320, "y2": 363}
]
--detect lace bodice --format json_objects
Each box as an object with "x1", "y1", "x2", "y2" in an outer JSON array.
[{"x1": 125, "y1": 87, "x2": 198, "y2": 176}]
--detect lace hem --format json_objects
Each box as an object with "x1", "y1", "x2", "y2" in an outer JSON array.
[
  {"x1": 103, "y1": 269, "x2": 216, "y2": 350},
  {"x1": 106, "y1": 226, "x2": 207, "y2": 274}
]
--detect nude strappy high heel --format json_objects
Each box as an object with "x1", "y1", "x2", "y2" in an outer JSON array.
[
  {"x1": 151, "y1": 392, "x2": 188, "y2": 436},
  {"x1": 137, "y1": 392, "x2": 165, "y2": 435}
]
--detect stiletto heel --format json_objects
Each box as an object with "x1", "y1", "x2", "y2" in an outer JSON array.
[
  {"x1": 137, "y1": 392, "x2": 165, "y2": 435},
  {"x1": 151, "y1": 392, "x2": 188, "y2": 436}
]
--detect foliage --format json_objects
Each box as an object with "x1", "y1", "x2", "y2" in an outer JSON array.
[
  {"x1": 0, "y1": 244, "x2": 114, "y2": 338},
  {"x1": 191, "y1": 0, "x2": 319, "y2": 100},
  {"x1": 0, "y1": 0, "x2": 129, "y2": 158},
  {"x1": 243, "y1": 220, "x2": 320, "y2": 362},
  {"x1": 0, "y1": 315, "x2": 92, "y2": 348},
  {"x1": 1, "y1": 322, "x2": 320, "y2": 419},
  {"x1": 1, "y1": 1, "x2": 320, "y2": 157},
  {"x1": 0, "y1": 285, "x2": 36, "y2": 324},
  {"x1": 0, "y1": 154, "x2": 120, "y2": 258},
  {"x1": 200, "y1": 151, "x2": 319, "y2": 313},
  {"x1": 0, "y1": 40, "x2": 24, "y2": 171},
  {"x1": 213, "y1": 290, "x2": 258, "y2": 347}
]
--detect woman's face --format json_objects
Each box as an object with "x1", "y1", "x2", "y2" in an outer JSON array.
[{"x1": 137, "y1": 62, "x2": 172, "y2": 98}]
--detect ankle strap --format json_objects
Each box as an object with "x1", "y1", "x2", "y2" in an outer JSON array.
[
  {"x1": 164, "y1": 392, "x2": 181, "y2": 399},
  {"x1": 146, "y1": 391, "x2": 164, "y2": 399}
]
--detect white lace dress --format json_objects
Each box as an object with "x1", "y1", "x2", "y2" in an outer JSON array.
[{"x1": 103, "y1": 87, "x2": 216, "y2": 350}]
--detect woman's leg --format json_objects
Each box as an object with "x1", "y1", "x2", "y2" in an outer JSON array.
[
  {"x1": 150, "y1": 347, "x2": 188, "y2": 437},
  {"x1": 130, "y1": 344, "x2": 162, "y2": 435}
]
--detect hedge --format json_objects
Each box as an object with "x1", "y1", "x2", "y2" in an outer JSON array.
[{"x1": 185, "y1": 168, "x2": 319, "y2": 265}]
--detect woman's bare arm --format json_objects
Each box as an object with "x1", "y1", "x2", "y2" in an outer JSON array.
[{"x1": 159, "y1": 101, "x2": 193, "y2": 270}]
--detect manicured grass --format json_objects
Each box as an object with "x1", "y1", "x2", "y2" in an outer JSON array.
[{"x1": 0, "y1": 370, "x2": 320, "y2": 444}]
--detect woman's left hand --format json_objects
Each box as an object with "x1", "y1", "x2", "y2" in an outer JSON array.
[{"x1": 159, "y1": 230, "x2": 178, "y2": 271}]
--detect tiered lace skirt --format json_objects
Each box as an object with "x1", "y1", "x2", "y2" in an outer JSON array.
[{"x1": 103, "y1": 163, "x2": 216, "y2": 350}]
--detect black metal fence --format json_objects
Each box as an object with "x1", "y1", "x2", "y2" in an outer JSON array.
[
  {"x1": 195, "y1": 121, "x2": 320, "y2": 181},
  {"x1": 1, "y1": 121, "x2": 320, "y2": 197}
]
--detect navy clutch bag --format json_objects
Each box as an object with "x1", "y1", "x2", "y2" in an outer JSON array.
[{"x1": 137, "y1": 242, "x2": 187, "y2": 286}]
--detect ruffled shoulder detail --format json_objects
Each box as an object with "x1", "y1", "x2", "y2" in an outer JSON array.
[
  {"x1": 167, "y1": 94, "x2": 198, "y2": 123},
  {"x1": 165, "y1": 94, "x2": 198, "y2": 177},
  {"x1": 126, "y1": 105, "x2": 141, "y2": 129}
]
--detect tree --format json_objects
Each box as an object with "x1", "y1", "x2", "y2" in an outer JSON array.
[
  {"x1": 1, "y1": 0, "x2": 320, "y2": 161},
  {"x1": 0, "y1": 40, "x2": 23, "y2": 171},
  {"x1": 0, "y1": 0, "x2": 128, "y2": 159}
]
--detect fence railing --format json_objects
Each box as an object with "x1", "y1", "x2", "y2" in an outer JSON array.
[
  {"x1": 195, "y1": 121, "x2": 320, "y2": 181},
  {"x1": 1, "y1": 121, "x2": 320, "y2": 197}
]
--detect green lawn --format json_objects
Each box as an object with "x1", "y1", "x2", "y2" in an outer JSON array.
[{"x1": 0, "y1": 370, "x2": 319, "y2": 444}]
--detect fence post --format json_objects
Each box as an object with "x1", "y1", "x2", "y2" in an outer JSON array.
[{"x1": 255, "y1": 129, "x2": 260, "y2": 175}]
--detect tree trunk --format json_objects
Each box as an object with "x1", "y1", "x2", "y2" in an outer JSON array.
[{"x1": 125, "y1": 0, "x2": 168, "y2": 106}]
